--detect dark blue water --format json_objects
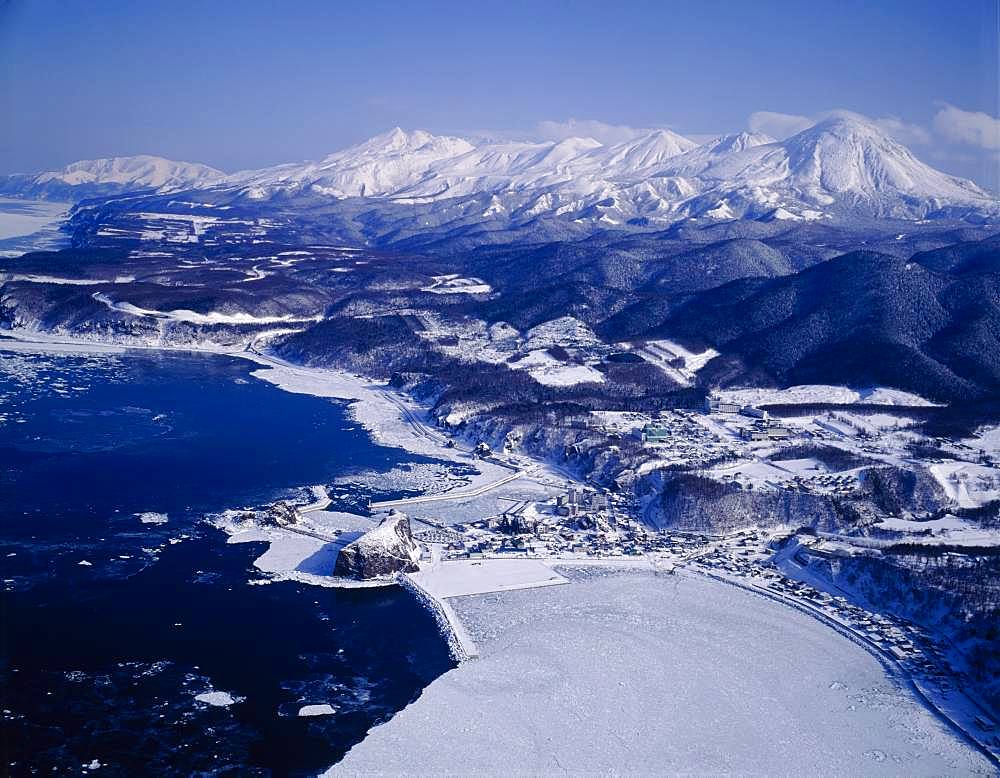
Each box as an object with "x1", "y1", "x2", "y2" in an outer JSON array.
[{"x1": 0, "y1": 347, "x2": 455, "y2": 775}]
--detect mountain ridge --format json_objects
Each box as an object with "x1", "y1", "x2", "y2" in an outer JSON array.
[{"x1": 4, "y1": 117, "x2": 997, "y2": 234}]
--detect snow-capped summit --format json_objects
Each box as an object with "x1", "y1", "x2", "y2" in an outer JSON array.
[
  {"x1": 319, "y1": 127, "x2": 475, "y2": 165},
  {"x1": 7, "y1": 118, "x2": 998, "y2": 228},
  {"x1": 597, "y1": 129, "x2": 699, "y2": 173},
  {"x1": 0, "y1": 155, "x2": 225, "y2": 200},
  {"x1": 706, "y1": 131, "x2": 776, "y2": 154},
  {"x1": 232, "y1": 127, "x2": 476, "y2": 199},
  {"x1": 682, "y1": 113, "x2": 997, "y2": 220}
]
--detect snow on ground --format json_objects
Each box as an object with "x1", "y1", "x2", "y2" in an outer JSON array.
[
  {"x1": 769, "y1": 456, "x2": 825, "y2": 474},
  {"x1": 0, "y1": 274, "x2": 135, "y2": 285},
  {"x1": 213, "y1": 509, "x2": 388, "y2": 588},
  {"x1": 508, "y1": 348, "x2": 604, "y2": 386},
  {"x1": 631, "y1": 339, "x2": 719, "y2": 386},
  {"x1": 91, "y1": 292, "x2": 321, "y2": 326},
  {"x1": 874, "y1": 515, "x2": 1000, "y2": 545},
  {"x1": 330, "y1": 571, "x2": 991, "y2": 776},
  {"x1": 400, "y1": 475, "x2": 560, "y2": 527},
  {"x1": 717, "y1": 385, "x2": 939, "y2": 407},
  {"x1": 590, "y1": 409, "x2": 647, "y2": 437},
  {"x1": 964, "y1": 424, "x2": 1000, "y2": 457},
  {"x1": 929, "y1": 462, "x2": 1000, "y2": 509},
  {"x1": 646, "y1": 338, "x2": 718, "y2": 372},
  {"x1": 421, "y1": 274, "x2": 492, "y2": 295},
  {"x1": 523, "y1": 316, "x2": 600, "y2": 350},
  {"x1": 410, "y1": 559, "x2": 569, "y2": 598}
]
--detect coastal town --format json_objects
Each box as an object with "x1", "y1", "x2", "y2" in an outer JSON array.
[{"x1": 215, "y1": 378, "x2": 1000, "y2": 766}]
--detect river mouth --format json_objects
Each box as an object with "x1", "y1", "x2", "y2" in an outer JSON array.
[{"x1": 0, "y1": 347, "x2": 456, "y2": 775}]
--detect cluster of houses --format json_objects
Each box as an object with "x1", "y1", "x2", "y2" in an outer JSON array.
[
  {"x1": 790, "y1": 472, "x2": 858, "y2": 496},
  {"x1": 704, "y1": 396, "x2": 794, "y2": 440},
  {"x1": 637, "y1": 411, "x2": 738, "y2": 468},
  {"x1": 421, "y1": 484, "x2": 726, "y2": 561}
]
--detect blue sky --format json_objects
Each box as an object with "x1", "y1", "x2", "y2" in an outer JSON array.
[{"x1": 1, "y1": 0, "x2": 998, "y2": 187}]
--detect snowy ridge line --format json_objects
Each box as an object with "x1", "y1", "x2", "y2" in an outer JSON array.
[
  {"x1": 690, "y1": 569, "x2": 1000, "y2": 768},
  {"x1": 398, "y1": 573, "x2": 479, "y2": 661}
]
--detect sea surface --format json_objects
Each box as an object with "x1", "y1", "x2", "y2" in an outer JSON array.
[{"x1": 0, "y1": 345, "x2": 455, "y2": 775}]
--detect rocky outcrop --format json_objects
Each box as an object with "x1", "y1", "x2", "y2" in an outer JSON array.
[{"x1": 334, "y1": 511, "x2": 420, "y2": 579}]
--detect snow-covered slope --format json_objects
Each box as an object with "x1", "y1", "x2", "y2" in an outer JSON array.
[
  {"x1": 11, "y1": 116, "x2": 999, "y2": 228},
  {"x1": 673, "y1": 114, "x2": 997, "y2": 221},
  {"x1": 216, "y1": 117, "x2": 996, "y2": 225},
  {"x1": 0, "y1": 155, "x2": 225, "y2": 201},
  {"x1": 234, "y1": 128, "x2": 476, "y2": 200}
]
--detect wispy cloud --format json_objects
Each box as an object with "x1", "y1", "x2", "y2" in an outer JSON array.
[
  {"x1": 932, "y1": 104, "x2": 1000, "y2": 151},
  {"x1": 747, "y1": 111, "x2": 814, "y2": 140},
  {"x1": 748, "y1": 109, "x2": 929, "y2": 146},
  {"x1": 533, "y1": 119, "x2": 657, "y2": 144}
]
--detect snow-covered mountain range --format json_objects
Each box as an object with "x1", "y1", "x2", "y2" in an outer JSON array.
[
  {"x1": 0, "y1": 155, "x2": 224, "y2": 201},
  {"x1": 4, "y1": 114, "x2": 997, "y2": 225}
]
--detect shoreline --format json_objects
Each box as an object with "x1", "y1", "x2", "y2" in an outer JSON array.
[
  {"x1": 0, "y1": 329, "x2": 468, "y2": 461},
  {"x1": 6, "y1": 329, "x2": 996, "y2": 771},
  {"x1": 0, "y1": 329, "x2": 532, "y2": 643}
]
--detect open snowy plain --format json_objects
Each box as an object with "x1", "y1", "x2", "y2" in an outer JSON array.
[{"x1": 332, "y1": 570, "x2": 993, "y2": 775}]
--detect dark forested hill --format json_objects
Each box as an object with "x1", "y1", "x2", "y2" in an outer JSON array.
[{"x1": 642, "y1": 244, "x2": 1000, "y2": 401}]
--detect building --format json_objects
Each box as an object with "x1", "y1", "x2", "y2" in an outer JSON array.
[
  {"x1": 705, "y1": 397, "x2": 741, "y2": 414},
  {"x1": 641, "y1": 423, "x2": 671, "y2": 443},
  {"x1": 556, "y1": 493, "x2": 579, "y2": 517},
  {"x1": 740, "y1": 405, "x2": 769, "y2": 420}
]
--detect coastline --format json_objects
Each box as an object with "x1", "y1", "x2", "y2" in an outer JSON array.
[{"x1": 5, "y1": 330, "x2": 996, "y2": 773}]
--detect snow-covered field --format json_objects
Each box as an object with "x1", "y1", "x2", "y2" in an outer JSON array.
[
  {"x1": 928, "y1": 461, "x2": 1000, "y2": 509},
  {"x1": 508, "y1": 348, "x2": 605, "y2": 386},
  {"x1": 717, "y1": 384, "x2": 939, "y2": 407},
  {"x1": 332, "y1": 570, "x2": 991, "y2": 775},
  {"x1": 420, "y1": 274, "x2": 492, "y2": 295},
  {"x1": 91, "y1": 291, "x2": 322, "y2": 326}
]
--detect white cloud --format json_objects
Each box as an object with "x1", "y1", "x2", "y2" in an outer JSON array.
[
  {"x1": 747, "y1": 111, "x2": 813, "y2": 140},
  {"x1": 932, "y1": 104, "x2": 1000, "y2": 151},
  {"x1": 748, "y1": 109, "x2": 930, "y2": 146},
  {"x1": 871, "y1": 116, "x2": 931, "y2": 147},
  {"x1": 534, "y1": 119, "x2": 657, "y2": 145}
]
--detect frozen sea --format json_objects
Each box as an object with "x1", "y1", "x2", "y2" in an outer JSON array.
[
  {"x1": 0, "y1": 197, "x2": 70, "y2": 256},
  {"x1": 0, "y1": 344, "x2": 456, "y2": 775},
  {"x1": 334, "y1": 568, "x2": 993, "y2": 775}
]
